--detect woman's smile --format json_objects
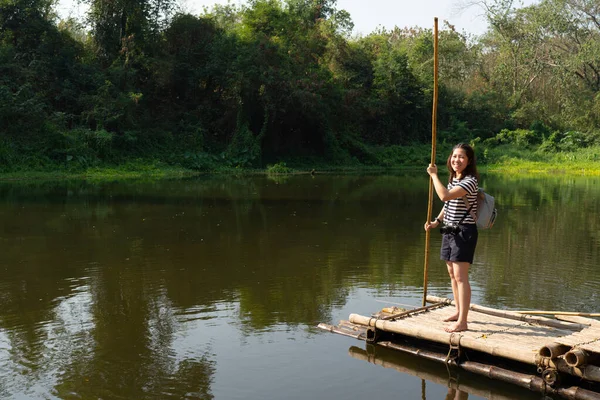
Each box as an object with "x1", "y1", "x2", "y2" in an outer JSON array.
[{"x1": 451, "y1": 149, "x2": 469, "y2": 176}]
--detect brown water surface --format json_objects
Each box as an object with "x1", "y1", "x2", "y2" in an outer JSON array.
[{"x1": 0, "y1": 173, "x2": 598, "y2": 399}]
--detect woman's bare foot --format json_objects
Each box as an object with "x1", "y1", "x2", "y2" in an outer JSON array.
[
  {"x1": 444, "y1": 322, "x2": 468, "y2": 332},
  {"x1": 443, "y1": 314, "x2": 459, "y2": 322}
]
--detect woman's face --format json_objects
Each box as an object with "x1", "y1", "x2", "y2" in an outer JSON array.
[{"x1": 451, "y1": 148, "x2": 469, "y2": 176}]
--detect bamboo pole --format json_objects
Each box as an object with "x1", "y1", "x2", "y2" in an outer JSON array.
[
  {"x1": 427, "y1": 295, "x2": 586, "y2": 331},
  {"x1": 565, "y1": 349, "x2": 590, "y2": 367},
  {"x1": 349, "y1": 312, "x2": 539, "y2": 365},
  {"x1": 539, "y1": 342, "x2": 571, "y2": 359},
  {"x1": 317, "y1": 322, "x2": 367, "y2": 340},
  {"x1": 381, "y1": 302, "x2": 445, "y2": 320},
  {"x1": 517, "y1": 311, "x2": 600, "y2": 317},
  {"x1": 349, "y1": 311, "x2": 600, "y2": 385},
  {"x1": 348, "y1": 346, "x2": 518, "y2": 400},
  {"x1": 422, "y1": 17, "x2": 439, "y2": 307},
  {"x1": 557, "y1": 315, "x2": 600, "y2": 326},
  {"x1": 563, "y1": 349, "x2": 600, "y2": 368},
  {"x1": 319, "y1": 318, "x2": 600, "y2": 390},
  {"x1": 349, "y1": 345, "x2": 600, "y2": 400},
  {"x1": 538, "y1": 355, "x2": 600, "y2": 384}
]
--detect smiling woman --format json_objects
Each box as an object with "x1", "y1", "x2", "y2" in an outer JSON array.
[{"x1": 424, "y1": 143, "x2": 479, "y2": 333}]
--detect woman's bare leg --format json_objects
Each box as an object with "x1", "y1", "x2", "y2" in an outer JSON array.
[
  {"x1": 443, "y1": 261, "x2": 460, "y2": 322},
  {"x1": 445, "y1": 261, "x2": 471, "y2": 332}
]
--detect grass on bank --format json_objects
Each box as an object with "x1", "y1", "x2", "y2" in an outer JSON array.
[
  {"x1": 1, "y1": 143, "x2": 600, "y2": 181},
  {"x1": 481, "y1": 145, "x2": 600, "y2": 175}
]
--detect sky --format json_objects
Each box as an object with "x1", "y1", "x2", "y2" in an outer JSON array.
[
  {"x1": 179, "y1": 0, "x2": 490, "y2": 35},
  {"x1": 56, "y1": 0, "x2": 538, "y2": 37}
]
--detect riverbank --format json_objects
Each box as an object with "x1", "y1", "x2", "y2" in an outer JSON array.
[
  {"x1": 1, "y1": 162, "x2": 599, "y2": 182},
  {"x1": 1, "y1": 144, "x2": 599, "y2": 181}
]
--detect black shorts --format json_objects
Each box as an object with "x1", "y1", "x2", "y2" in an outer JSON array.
[{"x1": 440, "y1": 224, "x2": 478, "y2": 264}]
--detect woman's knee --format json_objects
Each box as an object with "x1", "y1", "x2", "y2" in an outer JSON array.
[{"x1": 449, "y1": 262, "x2": 470, "y2": 282}]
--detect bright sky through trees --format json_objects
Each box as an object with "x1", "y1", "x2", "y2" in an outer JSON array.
[
  {"x1": 56, "y1": 0, "x2": 539, "y2": 36},
  {"x1": 178, "y1": 0, "x2": 493, "y2": 35}
]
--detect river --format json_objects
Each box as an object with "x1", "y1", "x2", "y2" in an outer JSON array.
[{"x1": 0, "y1": 173, "x2": 598, "y2": 399}]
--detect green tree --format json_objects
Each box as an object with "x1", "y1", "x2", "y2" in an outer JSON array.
[{"x1": 86, "y1": 0, "x2": 175, "y2": 63}]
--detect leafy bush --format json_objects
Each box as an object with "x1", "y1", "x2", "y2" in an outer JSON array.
[
  {"x1": 85, "y1": 129, "x2": 114, "y2": 157},
  {"x1": 587, "y1": 130, "x2": 600, "y2": 146},
  {"x1": 48, "y1": 128, "x2": 114, "y2": 167},
  {"x1": 439, "y1": 120, "x2": 475, "y2": 145},
  {"x1": 539, "y1": 130, "x2": 596, "y2": 152},
  {"x1": 266, "y1": 162, "x2": 293, "y2": 174},
  {"x1": 560, "y1": 131, "x2": 588, "y2": 150},
  {"x1": 485, "y1": 129, "x2": 540, "y2": 147},
  {"x1": 0, "y1": 139, "x2": 16, "y2": 170},
  {"x1": 373, "y1": 144, "x2": 446, "y2": 167},
  {"x1": 480, "y1": 144, "x2": 538, "y2": 164},
  {"x1": 538, "y1": 131, "x2": 561, "y2": 152},
  {"x1": 224, "y1": 123, "x2": 262, "y2": 167},
  {"x1": 323, "y1": 131, "x2": 354, "y2": 165},
  {"x1": 181, "y1": 152, "x2": 219, "y2": 172},
  {"x1": 529, "y1": 120, "x2": 552, "y2": 140}
]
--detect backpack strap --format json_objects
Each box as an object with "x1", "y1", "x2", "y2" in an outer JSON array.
[{"x1": 461, "y1": 196, "x2": 478, "y2": 222}]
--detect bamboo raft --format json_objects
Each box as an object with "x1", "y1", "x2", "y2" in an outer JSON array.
[{"x1": 318, "y1": 295, "x2": 600, "y2": 400}]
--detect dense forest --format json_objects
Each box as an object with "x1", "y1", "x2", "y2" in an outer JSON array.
[{"x1": 0, "y1": 0, "x2": 599, "y2": 172}]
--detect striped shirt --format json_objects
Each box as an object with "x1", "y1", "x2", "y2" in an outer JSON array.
[{"x1": 443, "y1": 175, "x2": 478, "y2": 225}]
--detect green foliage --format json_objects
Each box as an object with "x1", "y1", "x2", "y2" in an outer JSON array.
[
  {"x1": 538, "y1": 131, "x2": 562, "y2": 152},
  {"x1": 530, "y1": 120, "x2": 551, "y2": 139},
  {"x1": 0, "y1": 84, "x2": 47, "y2": 137},
  {"x1": 181, "y1": 152, "x2": 219, "y2": 172},
  {"x1": 439, "y1": 120, "x2": 475, "y2": 145},
  {"x1": 0, "y1": 138, "x2": 16, "y2": 167},
  {"x1": 50, "y1": 128, "x2": 114, "y2": 167},
  {"x1": 538, "y1": 129, "x2": 600, "y2": 153},
  {"x1": 323, "y1": 131, "x2": 354, "y2": 165},
  {"x1": 477, "y1": 143, "x2": 539, "y2": 165},
  {"x1": 224, "y1": 122, "x2": 263, "y2": 168},
  {"x1": 1, "y1": 0, "x2": 600, "y2": 174},
  {"x1": 478, "y1": 143, "x2": 600, "y2": 173},
  {"x1": 266, "y1": 161, "x2": 293, "y2": 174},
  {"x1": 87, "y1": 0, "x2": 177, "y2": 63},
  {"x1": 372, "y1": 144, "x2": 436, "y2": 167},
  {"x1": 559, "y1": 131, "x2": 591, "y2": 151},
  {"x1": 484, "y1": 128, "x2": 541, "y2": 148}
]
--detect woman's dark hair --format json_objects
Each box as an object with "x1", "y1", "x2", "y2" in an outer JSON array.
[{"x1": 446, "y1": 143, "x2": 479, "y2": 183}]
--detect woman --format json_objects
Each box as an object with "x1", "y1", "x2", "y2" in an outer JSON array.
[{"x1": 424, "y1": 143, "x2": 479, "y2": 333}]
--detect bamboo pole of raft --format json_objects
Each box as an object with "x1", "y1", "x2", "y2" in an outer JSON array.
[
  {"x1": 426, "y1": 295, "x2": 587, "y2": 331},
  {"x1": 422, "y1": 17, "x2": 439, "y2": 307},
  {"x1": 381, "y1": 302, "x2": 446, "y2": 320},
  {"x1": 317, "y1": 322, "x2": 367, "y2": 340},
  {"x1": 516, "y1": 311, "x2": 600, "y2": 317},
  {"x1": 348, "y1": 312, "x2": 600, "y2": 384},
  {"x1": 538, "y1": 355, "x2": 600, "y2": 384},
  {"x1": 348, "y1": 345, "x2": 600, "y2": 400},
  {"x1": 539, "y1": 342, "x2": 571, "y2": 359},
  {"x1": 565, "y1": 349, "x2": 591, "y2": 367},
  {"x1": 557, "y1": 315, "x2": 600, "y2": 326},
  {"x1": 563, "y1": 347, "x2": 600, "y2": 368},
  {"x1": 348, "y1": 312, "x2": 539, "y2": 365},
  {"x1": 348, "y1": 346, "x2": 517, "y2": 400}
]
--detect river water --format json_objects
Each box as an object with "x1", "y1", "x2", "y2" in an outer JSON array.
[{"x1": 0, "y1": 173, "x2": 598, "y2": 399}]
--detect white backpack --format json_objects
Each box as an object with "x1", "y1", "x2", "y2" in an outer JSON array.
[{"x1": 463, "y1": 189, "x2": 497, "y2": 230}]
